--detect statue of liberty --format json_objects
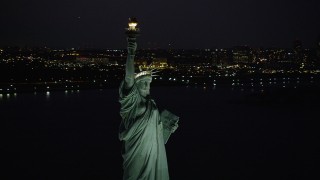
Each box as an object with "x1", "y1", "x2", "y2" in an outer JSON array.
[{"x1": 119, "y1": 18, "x2": 179, "y2": 180}]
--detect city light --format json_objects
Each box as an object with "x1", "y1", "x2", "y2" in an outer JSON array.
[{"x1": 0, "y1": 46, "x2": 319, "y2": 93}]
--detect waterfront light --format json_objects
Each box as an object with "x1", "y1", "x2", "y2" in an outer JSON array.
[{"x1": 46, "y1": 91, "x2": 50, "y2": 98}]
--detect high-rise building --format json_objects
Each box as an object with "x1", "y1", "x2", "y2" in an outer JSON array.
[
  {"x1": 232, "y1": 46, "x2": 252, "y2": 64},
  {"x1": 292, "y1": 39, "x2": 305, "y2": 67},
  {"x1": 211, "y1": 49, "x2": 230, "y2": 67}
]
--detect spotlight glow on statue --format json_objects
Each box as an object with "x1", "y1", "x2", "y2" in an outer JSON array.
[{"x1": 119, "y1": 18, "x2": 179, "y2": 180}]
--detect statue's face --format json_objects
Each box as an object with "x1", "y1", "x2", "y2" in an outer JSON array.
[{"x1": 136, "y1": 77, "x2": 152, "y2": 97}]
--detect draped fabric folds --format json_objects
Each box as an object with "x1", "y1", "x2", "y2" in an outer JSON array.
[{"x1": 119, "y1": 81, "x2": 169, "y2": 180}]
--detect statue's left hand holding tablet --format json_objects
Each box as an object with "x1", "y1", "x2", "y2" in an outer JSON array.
[{"x1": 170, "y1": 123, "x2": 179, "y2": 133}]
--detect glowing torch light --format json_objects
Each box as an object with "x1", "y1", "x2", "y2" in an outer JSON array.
[
  {"x1": 128, "y1": 21, "x2": 138, "y2": 30},
  {"x1": 126, "y1": 17, "x2": 140, "y2": 37}
]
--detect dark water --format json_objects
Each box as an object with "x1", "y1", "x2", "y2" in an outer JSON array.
[{"x1": 2, "y1": 87, "x2": 320, "y2": 180}]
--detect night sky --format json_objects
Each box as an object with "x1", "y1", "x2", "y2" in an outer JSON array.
[{"x1": 1, "y1": 0, "x2": 319, "y2": 49}]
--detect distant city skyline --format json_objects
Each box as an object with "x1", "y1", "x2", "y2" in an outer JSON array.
[{"x1": 0, "y1": 0, "x2": 319, "y2": 49}]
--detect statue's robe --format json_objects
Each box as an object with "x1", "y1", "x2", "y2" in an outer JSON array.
[{"x1": 119, "y1": 81, "x2": 169, "y2": 180}]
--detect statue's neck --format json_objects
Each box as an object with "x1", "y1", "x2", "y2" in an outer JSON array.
[{"x1": 140, "y1": 95, "x2": 151, "y2": 103}]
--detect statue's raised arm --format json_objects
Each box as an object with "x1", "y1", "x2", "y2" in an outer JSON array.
[
  {"x1": 124, "y1": 38, "x2": 136, "y2": 89},
  {"x1": 124, "y1": 18, "x2": 139, "y2": 89}
]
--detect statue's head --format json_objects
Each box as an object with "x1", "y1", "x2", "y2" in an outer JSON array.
[
  {"x1": 135, "y1": 75, "x2": 152, "y2": 98},
  {"x1": 134, "y1": 65, "x2": 158, "y2": 98}
]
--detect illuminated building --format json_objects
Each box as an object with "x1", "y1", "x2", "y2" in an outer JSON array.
[
  {"x1": 135, "y1": 58, "x2": 168, "y2": 69},
  {"x1": 151, "y1": 58, "x2": 169, "y2": 69},
  {"x1": 211, "y1": 49, "x2": 230, "y2": 67},
  {"x1": 293, "y1": 39, "x2": 305, "y2": 67},
  {"x1": 76, "y1": 56, "x2": 109, "y2": 65},
  {"x1": 232, "y1": 46, "x2": 252, "y2": 64}
]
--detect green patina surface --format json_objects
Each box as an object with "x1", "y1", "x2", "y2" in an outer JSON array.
[{"x1": 119, "y1": 81, "x2": 170, "y2": 180}]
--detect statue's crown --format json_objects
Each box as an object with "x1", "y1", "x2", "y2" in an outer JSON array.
[{"x1": 134, "y1": 63, "x2": 160, "y2": 80}]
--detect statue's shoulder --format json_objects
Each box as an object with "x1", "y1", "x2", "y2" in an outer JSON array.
[{"x1": 120, "y1": 81, "x2": 140, "y2": 99}]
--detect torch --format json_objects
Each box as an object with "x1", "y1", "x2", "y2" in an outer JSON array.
[{"x1": 125, "y1": 17, "x2": 140, "y2": 42}]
